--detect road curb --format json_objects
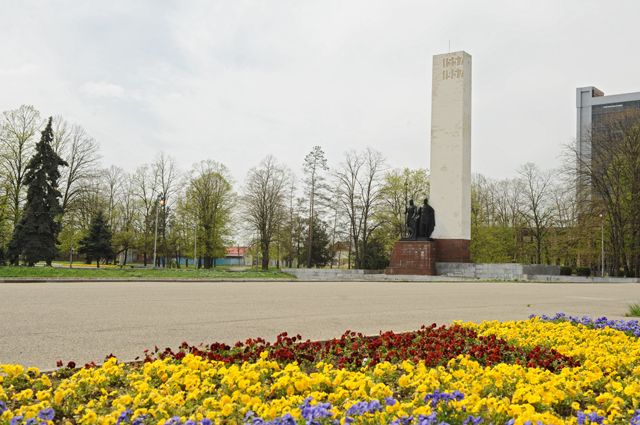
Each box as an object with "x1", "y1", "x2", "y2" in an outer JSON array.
[{"x1": 0, "y1": 278, "x2": 298, "y2": 283}]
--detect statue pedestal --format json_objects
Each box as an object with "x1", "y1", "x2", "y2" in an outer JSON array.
[
  {"x1": 433, "y1": 239, "x2": 471, "y2": 263},
  {"x1": 385, "y1": 240, "x2": 436, "y2": 275}
]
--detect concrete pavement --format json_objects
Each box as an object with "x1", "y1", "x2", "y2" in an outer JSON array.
[{"x1": 1, "y1": 280, "x2": 638, "y2": 369}]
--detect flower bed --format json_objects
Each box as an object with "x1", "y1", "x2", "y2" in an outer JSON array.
[
  {"x1": 1, "y1": 316, "x2": 640, "y2": 425},
  {"x1": 145, "y1": 324, "x2": 578, "y2": 372}
]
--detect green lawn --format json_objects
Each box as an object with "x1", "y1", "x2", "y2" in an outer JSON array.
[{"x1": 0, "y1": 265, "x2": 294, "y2": 280}]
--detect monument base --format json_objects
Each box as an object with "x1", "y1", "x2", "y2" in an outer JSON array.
[
  {"x1": 434, "y1": 239, "x2": 471, "y2": 263},
  {"x1": 385, "y1": 240, "x2": 436, "y2": 275}
]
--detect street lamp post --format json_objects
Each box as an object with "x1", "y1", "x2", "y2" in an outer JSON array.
[
  {"x1": 69, "y1": 247, "x2": 74, "y2": 269},
  {"x1": 193, "y1": 222, "x2": 197, "y2": 269},
  {"x1": 152, "y1": 195, "x2": 164, "y2": 269},
  {"x1": 599, "y1": 213, "x2": 605, "y2": 277}
]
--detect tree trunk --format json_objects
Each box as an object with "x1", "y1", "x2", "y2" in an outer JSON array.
[{"x1": 261, "y1": 241, "x2": 269, "y2": 271}]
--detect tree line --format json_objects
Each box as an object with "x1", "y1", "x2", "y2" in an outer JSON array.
[{"x1": 1, "y1": 104, "x2": 638, "y2": 275}]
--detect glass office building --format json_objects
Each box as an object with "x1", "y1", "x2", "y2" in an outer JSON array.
[{"x1": 576, "y1": 86, "x2": 640, "y2": 196}]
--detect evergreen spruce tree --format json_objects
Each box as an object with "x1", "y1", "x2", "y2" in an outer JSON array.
[
  {"x1": 78, "y1": 211, "x2": 114, "y2": 268},
  {"x1": 7, "y1": 117, "x2": 67, "y2": 266},
  {"x1": 299, "y1": 218, "x2": 332, "y2": 267}
]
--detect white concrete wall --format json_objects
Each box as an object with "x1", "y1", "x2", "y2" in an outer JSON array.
[{"x1": 430, "y1": 51, "x2": 472, "y2": 240}]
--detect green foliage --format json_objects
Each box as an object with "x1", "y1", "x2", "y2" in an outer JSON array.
[
  {"x1": 57, "y1": 224, "x2": 83, "y2": 259},
  {"x1": 77, "y1": 211, "x2": 114, "y2": 267},
  {"x1": 377, "y1": 168, "x2": 430, "y2": 240},
  {"x1": 470, "y1": 225, "x2": 516, "y2": 263},
  {"x1": 0, "y1": 266, "x2": 293, "y2": 279},
  {"x1": 575, "y1": 267, "x2": 591, "y2": 277},
  {"x1": 299, "y1": 218, "x2": 332, "y2": 267},
  {"x1": 7, "y1": 117, "x2": 67, "y2": 266},
  {"x1": 627, "y1": 303, "x2": 640, "y2": 317},
  {"x1": 360, "y1": 230, "x2": 390, "y2": 270},
  {"x1": 186, "y1": 161, "x2": 234, "y2": 269},
  {"x1": 559, "y1": 266, "x2": 572, "y2": 276},
  {"x1": 0, "y1": 190, "x2": 12, "y2": 263}
]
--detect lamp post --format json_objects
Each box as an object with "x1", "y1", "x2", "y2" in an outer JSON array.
[
  {"x1": 152, "y1": 195, "x2": 165, "y2": 269},
  {"x1": 403, "y1": 178, "x2": 408, "y2": 238},
  {"x1": 69, "y1": 246, "x2": 74, "y2": 269},
  {"x1": 599, "y1": 213, "x2": 605, "y2": 277},
  {"x1": 193, "y1": 222, "x2": 197, "y2": 269}
]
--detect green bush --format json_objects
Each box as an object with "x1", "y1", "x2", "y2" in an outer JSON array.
[
  {"x1": 627, "y1": 303, "x2": 640, "y2": 317},
  {"x1": 559, "y1": 266, "x2": 572, "y2": 276},
  {"x1": 576, "y1": 267, "x2": 591, "y2": 277}
]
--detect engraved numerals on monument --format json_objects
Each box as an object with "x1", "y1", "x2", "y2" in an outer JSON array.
[{"x1": 442, "y1": 55, "x2": 465, "y2": 81}]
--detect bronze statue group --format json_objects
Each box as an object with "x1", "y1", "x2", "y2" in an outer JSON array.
[{"x1": 404, "y1": 198, "x2": 435, "y2": 240}]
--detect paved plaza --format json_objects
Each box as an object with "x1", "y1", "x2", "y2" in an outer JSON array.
[{"x1": 1, "y1": 280, "x2": 638, "y2": 369}]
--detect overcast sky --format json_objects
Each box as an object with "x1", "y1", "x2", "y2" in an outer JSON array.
[{"x1": 1, "y1": 0, "x2": 638, "y2": 184}]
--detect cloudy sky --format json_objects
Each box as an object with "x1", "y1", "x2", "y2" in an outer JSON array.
[{"x1": 1, "y1": 1, "x2": 638, "y2": 183}]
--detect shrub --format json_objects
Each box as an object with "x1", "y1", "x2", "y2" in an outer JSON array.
[
  {"x1": 559, "y1": 266, "x2": 572, "y2": 276},
  {"x1": 627, "y1": 303, "x2": 640, "y2": 317},
  {"x1": 576, "y1": 267, "x2": 591, "y2": 277}
]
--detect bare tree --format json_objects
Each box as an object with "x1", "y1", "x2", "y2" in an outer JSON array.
[
  {"x1": 152, "y1": 153, "x2": 179, "y2": 266},
  {"x1": 518, "y1": 162, "x2": 555, "y2": 264},
  {"x1": 335, "y1": 151, "x2": 363, "y2": 268},
  {"x1": 302, "y1": 146, "x2": 329, "y2": 268},
  {"x1": 113, "y1": 173, "x2": 138, "y2": 265},
  {"x1": 0, "y1": 105, "x2": 41, "y2": 225},
  {"x1": 244, "y1": 156, "x2": 288, "y2": 271},
  {"x1": 102, "y1": 166, "x2": 124, "y2": 231},
  {"x1": 132, "y1": 164, "x2": 160, "y2": 266},
  {"x1": 335, "y1": 148, "x2": 385, "y2": 269},
  {"x1": 52, "y1": 117, "x2": 100, "y2": 214}
]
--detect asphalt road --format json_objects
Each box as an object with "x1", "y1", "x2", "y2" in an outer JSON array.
[{"x1": 1, "y1": 280, "x2": 638, "y2": 369}]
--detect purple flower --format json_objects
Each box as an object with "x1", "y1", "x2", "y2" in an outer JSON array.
[
  {"x1": 116, "y1": 409, "x2": 131, "y2": 425},
  {"x1": 38, "y1": 408, "x2": 55, "y2": 422},
  {"x1": 346, "y1": 399, "x2": 384, "y2": 417},
  {"x1": 200, "y1": 420, "x2": 212, "y2": 425},
  {"x1": 424, "y1": 390, "x2": 465, "y2": 407},
  {"x1": 576, "y1": 410, "x2": 605, "y2": 425},
  {"x1": 0, "y1": 401, "x2": 7, "y2": 414},
  {"x1": 244, "y1": 412, "x2": 297, "y2": 425},
  {"x1": 164, "y1": 417, "x2": 182, "y2": 425},
  {"x1": 463, "y1": 416, "x2": 483, "y2": 425},
  {"x1": 534, "y1": 313, "x2": 640, "y2": 337},
  {"x1": 417, "y1": 413, "x2": 438, "y2": 425},
  {"x1": 390, "y1": 416, "x2": 414, "y2": 425},
  {"x1": 10, "y1": 416, "x2": 24, "y2": 425},
  {"x1": 385, "y1": 397, "x2": 397, "y2": 406},
  {"x1": 24, "y1": 419, "x2": 37, "y2": 425},
  {"x1": 300, "y1": 396, "x2": 334, "y2": 423},
  {"x1": 132, "y1": 415, "x2": 149, "y2": 425},
  {"x1": 587, "y1": 412, "x2": 604, "y2": 424}
]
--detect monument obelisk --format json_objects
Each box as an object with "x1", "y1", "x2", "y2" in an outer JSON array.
[
  {"x1": 385, "y1": 50, "x2": 471, "y2": 275},
  {"x1": 430, "y1": 51, "x2": 471, "y2": 262}
]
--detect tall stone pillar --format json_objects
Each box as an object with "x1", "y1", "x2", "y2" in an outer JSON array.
[{"x1": 430, "y1": 51, "x2": 472, "y2": 262}]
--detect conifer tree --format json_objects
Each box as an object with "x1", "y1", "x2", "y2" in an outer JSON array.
[
  {"x1": 78, "y1": 211, "x2": 114, "y2": 268},
  {"x1": 299, "y1": 218, "x2": 332, "y2": 267},
  {"x1": 7, "y1": 117, "x2": 67, "y2": 266}
]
